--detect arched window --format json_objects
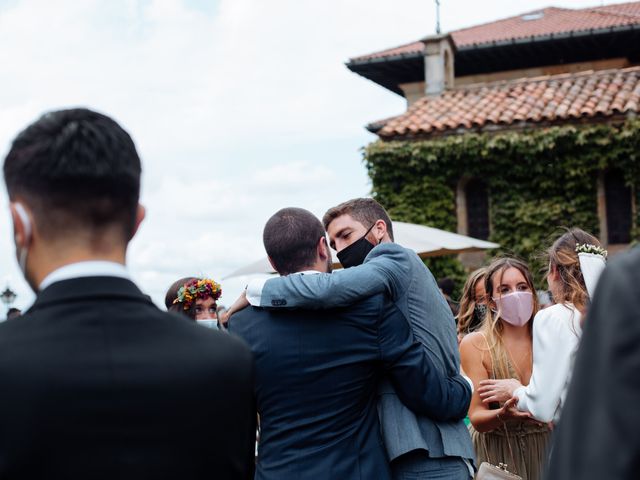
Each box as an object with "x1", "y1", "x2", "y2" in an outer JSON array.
[
  {"x1": 604, "y1": 169, "x2": 632, "y2": 244},
  {"x1": 465, "y1": 179, "x2": 490, "y2": 240}
]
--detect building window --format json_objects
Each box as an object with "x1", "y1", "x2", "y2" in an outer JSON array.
[
  {"x1": 604, "y1": 169, "x2": 632, "y2": 244},
  {"x1": 466, "y1": 179, "x2": 490, "y2": 240}
]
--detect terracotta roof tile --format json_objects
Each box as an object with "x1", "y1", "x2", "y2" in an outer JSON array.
[
  {"x1": 350, "y1": 1, "x2": 640, "y2": 62},
  {"x1": 377, "y1": 67, "x2": 640, "y2": 139}
]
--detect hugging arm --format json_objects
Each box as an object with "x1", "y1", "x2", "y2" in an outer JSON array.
[
  {"x1": 514, "y1": 308, "x2": 581, "y2": 422},
  {"x1": 247, "y1": 243, "x2": 411, "y2": 309},
  {"x1": 378, "y1": 300, "x2": 471, "y2": 421}
]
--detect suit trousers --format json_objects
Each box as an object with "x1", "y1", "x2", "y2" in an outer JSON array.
[{"x1": 391, "y1": 451, "x2": 472, "y2": 480}]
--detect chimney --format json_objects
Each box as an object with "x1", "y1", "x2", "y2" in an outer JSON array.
[{"x1": 422, "y1": 34, "x2": 455, "y2": 96}]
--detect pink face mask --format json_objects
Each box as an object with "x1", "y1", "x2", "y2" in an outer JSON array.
[{"x1": 492, "y1": 291, "x2": 534, "y2": 327}]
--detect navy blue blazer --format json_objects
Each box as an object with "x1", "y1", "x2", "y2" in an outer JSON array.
[{"x1": 230, "y1": 289, "x2": 470, "y2": 480}]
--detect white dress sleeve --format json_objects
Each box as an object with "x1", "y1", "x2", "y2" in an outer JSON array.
[{"x1": 514, "y1": 304, "x2": 582, "y2": 423}]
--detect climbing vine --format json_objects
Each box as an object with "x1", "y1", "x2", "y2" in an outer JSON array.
[{"x1": 364, "y1": 120, "x2": 640, "y2": 293}]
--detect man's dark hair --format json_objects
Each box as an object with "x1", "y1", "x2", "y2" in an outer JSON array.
[
  {"x1": 263, "y1": 208, "x2": 326, "y2": 276},
  {"x1": 322, "y1": 198, "x2": 394, "y2": 241},
  {"x1": 437, "y1": 277, "x2": 455, "y2": 296},
  {"x1": 3, "y1": 108, "x2": 142, "y2": 243}
]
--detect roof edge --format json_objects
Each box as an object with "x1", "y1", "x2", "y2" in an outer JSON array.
[{"x1": 348, "y1": 23, "x2": 640, "y2": 68}]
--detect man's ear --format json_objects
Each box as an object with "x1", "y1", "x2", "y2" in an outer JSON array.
[
  {"x1": 130, "y1": 204, "x2": 146, "y2": 239},
  {"x1": 373, "y1": 219, "x2": 387, "y2": 242},
  {"x1": 317, "y1": 236, "x2": 329, "y2": 261},
  {"x1": 10, "y1": 202, "x2": 33, "y2": 247}
]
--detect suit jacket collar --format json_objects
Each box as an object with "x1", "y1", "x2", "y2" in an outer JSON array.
[{"x1": 30, "y1": 276, "x2": 154, "y2": 312}]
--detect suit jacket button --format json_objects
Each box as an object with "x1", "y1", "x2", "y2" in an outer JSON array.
[{"x1": 271, "y1": 299, "x2": 287, "y2": 306}]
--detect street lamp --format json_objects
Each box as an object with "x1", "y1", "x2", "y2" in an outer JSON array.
[{"x1": 1, "y1": 286, "x2": 17, "y2": 308}]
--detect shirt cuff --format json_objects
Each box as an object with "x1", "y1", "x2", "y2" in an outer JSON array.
[
  {"x1": 463, "y1": 374, "x2": 474, "y2": 393},
  {"x1": 246, "y1": 278, "x2": 268, "y2": 306},
  {"x1": 514, "y1": 385, "x2": 526, "y2": 412}
]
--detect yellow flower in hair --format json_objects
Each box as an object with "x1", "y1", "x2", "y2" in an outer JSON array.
[{"x1": 173, "y1": 277, "x2": 223, "y2": 310}]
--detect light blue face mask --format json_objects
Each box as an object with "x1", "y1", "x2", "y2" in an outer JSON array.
[{"x1": 197, "y1": 319, "x2": 219, "y2": 330}]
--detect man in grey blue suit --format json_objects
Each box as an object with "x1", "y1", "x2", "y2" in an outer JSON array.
[
  {"x1": 244, "y1": 198, "x2": 475, "y2": 479},
  {"x1": 229, "y1": 207, "x2": 471, "y2": 480}
]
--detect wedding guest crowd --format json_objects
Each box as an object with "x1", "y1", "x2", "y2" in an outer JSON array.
[{"x1": 0, "y1": 107, "x2": 637, "y2": 480}]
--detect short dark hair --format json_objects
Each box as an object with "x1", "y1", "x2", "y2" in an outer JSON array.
[
  {"x1": 322, "y1": 198, "x2": 394, "y2": 241},
  {"x1": 438, "y1": 277, "x2": 455, "y2": 296},
  {"x1": 263, "y1": 208, "x2": 325, "y2": 275},
  {"x1": 3, "y1": 108, "x2": 142, "y2": 242}
]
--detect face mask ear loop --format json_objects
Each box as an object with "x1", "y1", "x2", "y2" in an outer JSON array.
[
  {"x1": 13, "y1": 203, "x2": 32, "y2": 275},
  {"x1": 367, "y1": 221, "x2": 384, "y2": 245},
  {"x1": 13, "y1": 203, "x2": 32, "y2": 240}
]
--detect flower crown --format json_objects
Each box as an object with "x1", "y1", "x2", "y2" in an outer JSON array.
[
  {"x1": 173, "y1": 278, "x2": 222, "y2": 311},
  {"x1": 575, "y1": 243, "x2": 608, "y2": 258}
]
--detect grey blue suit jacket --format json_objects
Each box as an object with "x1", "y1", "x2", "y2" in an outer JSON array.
[
  {"x1": 231, "y1": 291, "x2": 470, "y2": 480},
  {"x1": 257, "y1": 243, "x2": 475, "y2": 463}
]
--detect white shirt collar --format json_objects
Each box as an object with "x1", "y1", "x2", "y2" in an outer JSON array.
[
  {"x1": 39, "y1": 261, "x2": 130, "y2": 291},
  {"x1": 294, "y1": 270, "x2": 322, "y2": 275}
]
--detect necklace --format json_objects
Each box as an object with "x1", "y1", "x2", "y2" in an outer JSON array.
[{"x1": 505, "y1": 343, "x2": 531, "y2": 382}]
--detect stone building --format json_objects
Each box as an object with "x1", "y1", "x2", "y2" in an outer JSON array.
[{"x1": 348, "y1": 2, "x2": 640, "y2": 265}]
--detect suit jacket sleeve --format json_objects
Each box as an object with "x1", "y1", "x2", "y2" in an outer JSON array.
[
  {"x1": 546, "y1": 248, "x2": 640, "y2": 480},
  {"x1": 256, "y1": 243, "x2": 411, "y2": 308},
  {"x1": 377, "y1": 299, "x2": 471, "y2": 421}
]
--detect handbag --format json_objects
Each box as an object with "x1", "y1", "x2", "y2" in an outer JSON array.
[
  {"x1": 476, "y1": 414, "x2": 522, "y2": 480},
  {"x1": 476, "y1": 461, "x2": 522, "y2": 480}
]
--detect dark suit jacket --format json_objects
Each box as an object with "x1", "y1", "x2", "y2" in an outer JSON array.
[
  {"x1": 230, "y1": 291, "x2": 471, "y2": 480},
  {"x1": 0, "y1": 277, "x2": 256, "y2": 480},
  {"x1": 546, "y1": 247, "x2": 640, "y2": 480}
]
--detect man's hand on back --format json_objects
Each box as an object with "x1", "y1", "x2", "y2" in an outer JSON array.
[{"x1": 221, "y1": 290, "x2": 249, "y2": 326}]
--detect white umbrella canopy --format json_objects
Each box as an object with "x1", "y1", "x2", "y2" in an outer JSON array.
[{"x1": 223, "y1": 221, "x2": 498, "y2": 279}]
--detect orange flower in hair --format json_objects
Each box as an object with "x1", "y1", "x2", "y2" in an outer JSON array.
[{"x1": 173, "y1": 278, "x2": 222, "y2": 310}]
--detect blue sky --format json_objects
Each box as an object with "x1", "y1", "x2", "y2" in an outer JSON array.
[{"x1": 0, "y1": 0, "x2": 624, "y2": 311}]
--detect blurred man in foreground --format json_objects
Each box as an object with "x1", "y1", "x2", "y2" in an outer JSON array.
[{"x1": 0, "y1": 108, "x2": 256, "y2": 479}]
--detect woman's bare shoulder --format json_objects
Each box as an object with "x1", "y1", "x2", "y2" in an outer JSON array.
[{"x1": 460, "y1": 331, "x2": 488, "y2": 353}]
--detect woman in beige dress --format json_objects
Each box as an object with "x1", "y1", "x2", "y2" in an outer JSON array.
[{"x1": 460, "y1": 257, "x2": 551, "y2": 480}]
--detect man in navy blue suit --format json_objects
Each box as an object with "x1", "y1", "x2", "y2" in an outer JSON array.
[{"x1": 230, "y1": 207, "x2": 471, "y2": 480}]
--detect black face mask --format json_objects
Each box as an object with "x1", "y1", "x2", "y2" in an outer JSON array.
[
  {"x1": 337, "y1": 224, "x2": 377, "y2": 269},
  {"x1": 474, "y1": 304, "x2": 487, "y2": 322}
]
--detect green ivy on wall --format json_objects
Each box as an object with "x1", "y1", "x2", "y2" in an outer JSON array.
[{"x1": 364, "y1": 120, "x2": 640, "y2": 293}]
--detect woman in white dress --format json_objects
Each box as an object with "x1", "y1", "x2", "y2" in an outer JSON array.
[{"x1": 477, "y1": 228, "x2": 606, "y2": 424}]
